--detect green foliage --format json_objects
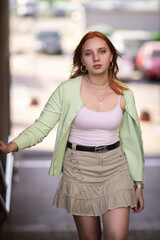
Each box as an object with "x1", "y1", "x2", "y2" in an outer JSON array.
[{"x1": 151, "y1": 31, "x2": 160, "y2": 41}]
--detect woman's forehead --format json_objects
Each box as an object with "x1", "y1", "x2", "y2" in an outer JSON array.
[{"x1": 82, "y1": 37, "x2": 109, "y2": 51}]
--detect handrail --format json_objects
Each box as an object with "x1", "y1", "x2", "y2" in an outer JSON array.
[
  {"x1": 0, "y1": 161, "x2": 7, "y2": 190},
  {"x1": 0, "y1": 162, "x2": 8, "y2": 223},
  {"x1": 5, "y1": 150, "x2": 14, "y2": 212},
  {"x1": 0, "y1": 136, "x2": 14, "y2": 223},
  {"x1": 0, "y1": 194, "x2": 7, "y2": 214},
  {"x1": 0, "y1": 194, "x2": 7, "y2": 223}
]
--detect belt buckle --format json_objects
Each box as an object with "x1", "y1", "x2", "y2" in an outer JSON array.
[{"x1": 95, "y1": 145, "x2": 108, "y2": 153}]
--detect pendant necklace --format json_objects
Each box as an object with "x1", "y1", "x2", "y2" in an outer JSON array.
[
  {"x1": 93, "y1": 91, "x2": 105, "y2": 106},
  {"x1": 86, "y1": 75, "x2": 108, "y2": 105}
]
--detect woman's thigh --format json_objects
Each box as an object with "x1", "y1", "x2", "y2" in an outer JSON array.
[
  {"x1": 73, "y1": 215, "x2": 102, "y2": 240},
  {"x1": 102, "y1": 207, "x2": 130, "y2": 240}
]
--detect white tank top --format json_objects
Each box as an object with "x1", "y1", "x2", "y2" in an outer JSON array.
[{"x1": 69, "y1": 95, "x2": 123, "y2": 146}]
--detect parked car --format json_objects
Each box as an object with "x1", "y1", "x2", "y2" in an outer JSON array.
[
  {"x1": 136, "y1": 41, "x2": 160, "y2": 80},
  {"x1": 33, "y1": 30, "x2": 62, "y2": 55},
  {"x1": 110, "y1": 30, "x2": 151, "y2": 67}
]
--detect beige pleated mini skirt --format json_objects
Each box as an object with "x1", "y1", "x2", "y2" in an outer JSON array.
[{"x1": 53, "y1": 145, "x2": 136, "y2": 216}]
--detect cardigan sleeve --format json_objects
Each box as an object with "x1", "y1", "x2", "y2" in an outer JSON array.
[
  {"x1": 12, "y1": 83, "x2": 64, "y2": 151},
  {"x1": 120, "y1": 89, "x2": 145, "y2": 181}
]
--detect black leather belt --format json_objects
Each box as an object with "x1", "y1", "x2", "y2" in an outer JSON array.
[{"x1": 67, "y1": 141, "x2": 120, "y2": 153}]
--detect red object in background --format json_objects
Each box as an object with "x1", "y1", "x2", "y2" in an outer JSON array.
[
  {"x1": 140, "y1": 111, "x2": 151, "y2": 121},
  {"x1": 136, "y1": 41, "x2": 160, "y2": 80}
]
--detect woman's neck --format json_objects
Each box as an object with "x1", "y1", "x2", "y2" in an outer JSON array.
[{"x1": 88, "y1": 73, "x2": 109, "y2": 85}]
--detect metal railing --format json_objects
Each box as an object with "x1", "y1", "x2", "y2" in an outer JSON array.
[{"x1": 0, "y1": 137, "x2": 14, "y2": 224}]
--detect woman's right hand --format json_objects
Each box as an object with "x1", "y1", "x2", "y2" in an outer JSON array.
[{"x1": 0, "y1": 141, "x2": 18, "y2": 154}]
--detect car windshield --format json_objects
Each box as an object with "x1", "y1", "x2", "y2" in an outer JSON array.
[{"x1": 152, "y1": 50, "x2": 160, "y2": 57}]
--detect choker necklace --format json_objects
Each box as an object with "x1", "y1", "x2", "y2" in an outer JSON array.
[
  {"x1": 86, "y1": 75, "x2": 108, "y2": 86},
  {"x1": 86, "y1": 75, "x2": 109, "y2": 90}
]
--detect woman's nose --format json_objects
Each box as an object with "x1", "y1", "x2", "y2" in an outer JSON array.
[{"x1": 93, "y1": 53, "x2": 99, "y2": 61}]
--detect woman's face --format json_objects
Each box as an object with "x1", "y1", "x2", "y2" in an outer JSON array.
[{"x1": 81, "y1": 37, "x2": 113, "y2": 76}]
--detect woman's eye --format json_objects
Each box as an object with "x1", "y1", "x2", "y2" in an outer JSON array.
[
  {"x1": 85, "y1": 52, "x2": 91, "y2": 56},
  {"x1": 100, "y1": 49, "x2": 106, "y2": 54}
]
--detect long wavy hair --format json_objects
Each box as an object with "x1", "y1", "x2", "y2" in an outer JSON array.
[{"x1": 70, "y1": 31, "x2": 128, "y2": 94}]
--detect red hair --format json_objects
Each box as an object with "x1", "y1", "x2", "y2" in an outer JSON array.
[{"x1": 70, "y1": 31, "x2": 128, "y2": 94}]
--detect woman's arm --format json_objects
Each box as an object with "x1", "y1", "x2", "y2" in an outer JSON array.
[{"x1": 3, "y1": 83, "x2": 64, "y2": 152}]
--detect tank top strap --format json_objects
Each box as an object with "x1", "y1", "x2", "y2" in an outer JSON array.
[{"x1": 118, "y1": 95, "x2": 122, "y2": 106}]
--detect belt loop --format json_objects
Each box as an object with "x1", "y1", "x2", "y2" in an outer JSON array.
[{"x1": 72, "y1": 143, "x2": 77, "y2": 150}]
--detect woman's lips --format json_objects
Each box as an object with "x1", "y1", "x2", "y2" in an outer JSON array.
[{"x1": 93, "y1": 64, "x2": 102, "y2": 69}]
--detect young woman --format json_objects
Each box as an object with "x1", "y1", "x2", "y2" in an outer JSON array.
[{"x1": 0, "y1": 31, "x2": 144, "y2": 240}]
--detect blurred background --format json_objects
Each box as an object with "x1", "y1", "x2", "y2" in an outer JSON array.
[{"x1": 0, "y1": 0, "x2": 160, "y2": 239}]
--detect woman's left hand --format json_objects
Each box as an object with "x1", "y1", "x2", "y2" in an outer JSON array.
[{"x1": 132, "y1": 188, "x2": 144, "y2": 213}]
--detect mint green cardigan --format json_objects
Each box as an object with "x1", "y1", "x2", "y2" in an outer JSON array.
[{"x1": 13, "y1": 76, "x2": 145, "y2": 180}]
